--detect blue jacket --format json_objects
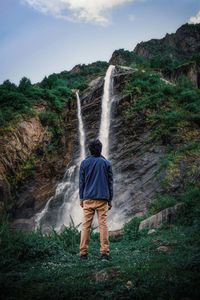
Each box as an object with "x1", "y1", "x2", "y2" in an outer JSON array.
[{"x1": 79, "y1": 154, "x2": 113, "y2": 202}]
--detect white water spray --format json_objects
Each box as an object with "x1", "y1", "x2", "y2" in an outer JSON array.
[
  {"x1": 34, "y1": 92, "x2": 86, "y2": 232},
  {"x1": 98, "y1": 65, "x2": 115, "y2": 159},
  {"x1": 98, "y1": 65, "x2": 125, "y2": 230},
  {"x1": 55, "y1": 92, "x2": 86, "y2": 230},
  {"x1": 76, "y1": 91, "x2": 86, "y2": 161}
]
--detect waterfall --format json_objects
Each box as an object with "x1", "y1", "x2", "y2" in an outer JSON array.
[
  {"x1": 34, "y1": 92, "x2": 86, "y2": 232},
  {"x1": 34, "y1": 66, "x2": 121, "y2": 233},
  {"x1": 76, "y1": 91, "x2": 86, "y2": 161},
  {"x1": 98, "y1": 65, "x2": 125, "y2": 231},
  {"x1": 55, "y1": 92, "x2": 86, "y2": 230},
  {"x1": 98, "y1": 65, "x2": 115, "y2": 159}
]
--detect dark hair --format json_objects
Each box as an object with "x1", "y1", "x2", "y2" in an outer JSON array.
[{"x1": 88, "y1": 139, "x2": 102, "y2": 157}]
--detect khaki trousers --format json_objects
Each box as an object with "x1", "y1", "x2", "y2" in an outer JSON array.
[{"x1": 80, "y1": 199, "x2": 110, "y2": 256}]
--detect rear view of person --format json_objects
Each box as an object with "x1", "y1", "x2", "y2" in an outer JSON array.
[{"x1": 79, "y1": 139, "x2": 113, "y2": 261}]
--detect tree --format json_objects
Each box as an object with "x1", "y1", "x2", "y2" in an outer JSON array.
[{"x1": 18, "y1": 77, "x2": 32, "y2": 92}]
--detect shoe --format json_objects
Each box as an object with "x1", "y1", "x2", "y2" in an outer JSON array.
[
  {"x1": 80, "y1": 254, "x2": 88, "y2": 260},
  {"x1": 100, "y1": 254, "x2": 110, "y2": 261}
]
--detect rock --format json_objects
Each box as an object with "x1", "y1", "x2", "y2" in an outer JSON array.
[
  {"x1": 78, "y1": 66, "x2": 165, "y2": 226},
  {"x1": 171, "y1": 61, "x2": 200, "y2": 88},
  {"x1": 10, "y1": 218, "x2": 35, "y2": 232},
  {"x1": 157, "y1": 246, "x2": 170, "y2": 252},
  {"x1": 134, "y1": 212, "x2": 146, "y2": 218},
  {"x1": 0, "y1": 116, "x2": 47, "y2": 214},
  {"x1": 125, "y1": 280, "x2": 133, "y2": 290},
  {"x1": 139, "y1": 203, "x2": 184, "y2": 231},
  {"x1": 4, "y1": 102, "x2": 77, "y2": 231},
  {"x1": 88, "y1": 77, "x2": 102, "y2": 88},
  {"x1": 148, "y1": 229, "x2": 156, "y2": 235},
  {"x1": 95, "y1": 267, "x2": 121, "y2": 282},
  {"x1": 152, "y1": 239, "x2": 163, "y2": 245},
  {"x1": 70, "y1": 64, "x2": 82, "y2": 74},
  {"x1": 133, "y1": 23, "x2": 200, "y2": 87},
  {"x1": 109, "y1": 49, "x2": 134, "y2": 66},
  {"x1": 108, "y1": 229, "x2": 123, "y2": 238},
  {"x1": 134, "y1": 23, "x2": 200, "y2": 61},
  {"x1": 108, "y1": 24, "x2": 200, "y2": 87}
]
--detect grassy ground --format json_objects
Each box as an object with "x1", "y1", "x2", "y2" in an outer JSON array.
[
  {"x1": 0, "y1": 211, "x2": 200, "y2": 300},
  {"x1": 1, "y1": 66, "x2": 200, "y2": 300}
]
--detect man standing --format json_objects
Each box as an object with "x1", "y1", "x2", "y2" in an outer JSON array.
[{"x1": 79, "y1": 139, "x2": 113, "y2": 261}]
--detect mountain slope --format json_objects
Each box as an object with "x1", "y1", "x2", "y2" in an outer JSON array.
[
  {"x1": 110, "y1": 23, "x2": 200, "y2": 88},
  {"x1": 134, "y1": 23, "x2": 200, "y2": 61}
]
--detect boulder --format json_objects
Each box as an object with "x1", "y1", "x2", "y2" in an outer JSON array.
[
  {"x1": 157, "y1": 245, "x2": 170, "y2": 252},
  {"x1": 95, "y1": 267, "x2": 121, "y2": 282},
  {"x1": 139, "y1": 203, "x2": 183, "y2": 230},
  {"x1": 108, "y1": 229, "x2": 123, "y2": 238}
]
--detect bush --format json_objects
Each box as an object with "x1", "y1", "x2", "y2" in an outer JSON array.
[
  {"x1": 178, "y1": 186, "x2": 200, "y2": 225},
  {"x1": 39, "y1": 111, "x2": 59, "y2": 127},
  {"x1": 123, "y1": 217, "x2": 143, "y2": 240},
  {"x1": 148, "y1": 195, "x2": 177, "y2": 215},
  {"x1": 124, "y1": 70, "x2": 200, "y2": 143},
  {"x1": 18, "y1": 77, "x2": 32, "y2": 92},
  {"x1": 0, "y1": 220, "x2": 81, "y2": 270}
]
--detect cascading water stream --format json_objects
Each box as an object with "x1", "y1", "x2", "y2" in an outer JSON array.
[
  {"x1": 98, "y1": 65, "x2": 125, "y2": 229},
  {"x1": 98, "y1": 65, "x2": 115, "y2": 159},
  {"x1": 35, "y1": 66, "x2": 123, "y2": 233},
  {"x1": 54, "y1": 92, "x2": 86, "y2": 230},
  {"x1": 76, "y1": 91, "x2": 86, "y2": 161},
  {"x1": 35, "y1": 91, "x2": 86, "y2": 232}
]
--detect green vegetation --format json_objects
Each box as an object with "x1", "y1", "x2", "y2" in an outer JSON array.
[
  {"x1": 0, "y1": 79, "x2": 35, "y2": 130},
  {"x1": 148, "y1": 195, "x2": 177, "y2": 215},
  {"x1": 124, "y1": 70, "x2": 200, "y2": 144},
  {"x1": 124, "y1": 69, "x2": 200, "y2": 217},
  {"x1": 0, "y1": 61, "x2": 109, "y2": 160},
  {"x1": 1, "y1": 23, "x2": 200, "y2": 298},
  {"x1": 115, "y1": 24, "x2": 200, "y2": 77},
  {"x1": 0, "y1": 61, "x2": 108, "y2": 134},
  {"x1": 111, "y1": 49, "x2": 150, "y2": 69},
  {"x1": 1, "y1": 185, "x2": 200, "y2": 299},
  {"x1": 59, "y1": 61, "x2": 108, "y2": 89}
]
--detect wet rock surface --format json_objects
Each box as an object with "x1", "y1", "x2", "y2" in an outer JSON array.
[
  {"x1": 4, "y1": 103, "x2": 78, "y2": 230},
  {"x1": 0, "y1": 116, "x2": 47, "y2": 214},
  {"x1": 4, "y1": 24, "x2": 200, "y2": 232},
  {"x1": 9, "y1": 67, "x2": 166, "y2": 231},
  {"x1": 77, "y1": 67, "x2": 165, "y2": 225}
]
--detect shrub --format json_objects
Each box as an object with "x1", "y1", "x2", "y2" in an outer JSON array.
[
  {"x1": 148, "y1": 195, "x2": 177, "y2": 215},
  {"x1": 123, "y1": 217, "x2": 143, "y2": 240},
  {"x1": 39, "y1": 111, "x2": 59, "y2": 127},
  {"x1": 178, "y1": 186, "x2": 200, "y2": 225}
]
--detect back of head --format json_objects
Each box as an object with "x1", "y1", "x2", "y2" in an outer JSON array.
[{"x1": 88, "y1": 139, "x2": 102, "y2": 157}]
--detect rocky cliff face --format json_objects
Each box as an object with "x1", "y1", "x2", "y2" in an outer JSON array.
[
  {"x1": 7, "y1": 23, "x2": 200, "y2": 232},
  {"x1": 52, "y1": 67, "x2": 165, "y2": 230},
  {"x1": 171, "y1": 61, "x2": 200, "y2": 88},
  {"x1": 8, "y1": 67, "x2": 167, "y2": 231},
  {"x1": 134, "y1": 23, "x2": 200, "y2": 60},
  {"x1": 110, "y1": 24, "x2": 200, "y2": 88},
  {"x1": 108, "y1": 68, "x2": 165, "y2": 220},
  {"x1": 1, "y1": 102, "x2": 78, "y2": 230},
  {"x1": 80, "y1": 67, "x2": 165, "y2": 226},
  {"x1": 0, "y1": 114, "x2": 47, "y2": 214}
]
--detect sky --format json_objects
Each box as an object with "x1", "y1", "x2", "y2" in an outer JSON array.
[{"x1": 0, "y1": 0, "x2": 199, "y2": 85}]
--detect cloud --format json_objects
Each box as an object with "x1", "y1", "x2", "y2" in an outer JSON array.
[
  {"x1": 22, "y1": 0, "x2": 137, "y2": 25},
  {"x1": 188, "y1": 10, "x2": 200, "y2": 24}
]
